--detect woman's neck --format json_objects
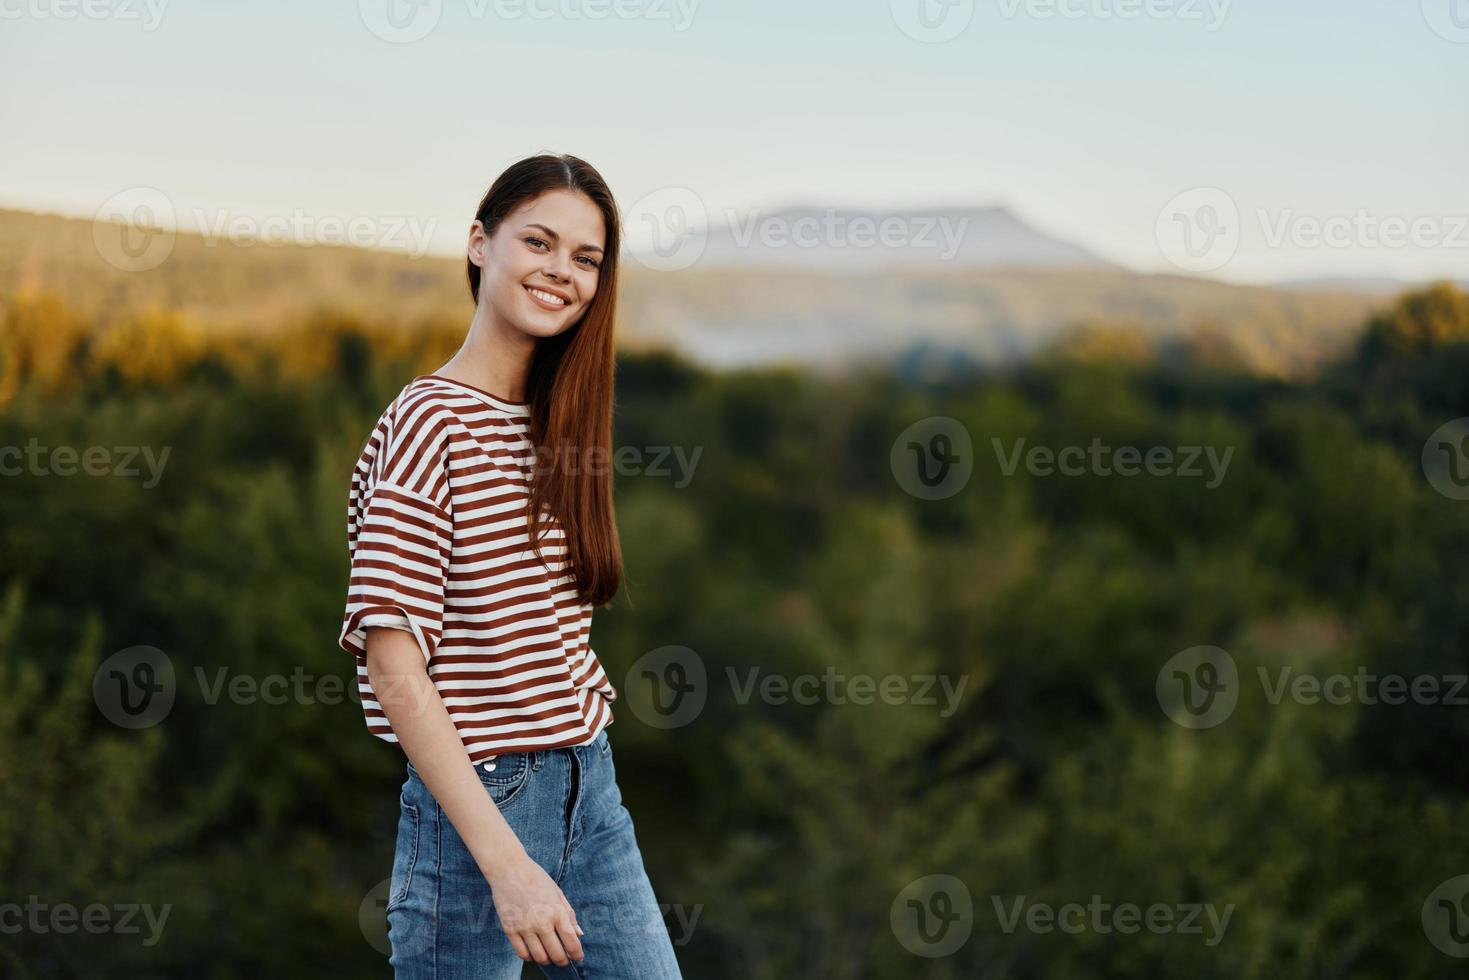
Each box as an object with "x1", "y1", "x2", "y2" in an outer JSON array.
[{"x1": 436, "y1": 308, "x2": 535, "y2": 403}]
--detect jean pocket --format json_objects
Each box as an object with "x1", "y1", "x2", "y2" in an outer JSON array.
[
  {"x1": 387, "y1": 794, "x2": 421, "y2": 912},
  {"x1": 477, "y1": 752, "x2": 532, "y2": 809},
  {"x1": 599, "y1": 731, "x2": 611, "y2": 758}
]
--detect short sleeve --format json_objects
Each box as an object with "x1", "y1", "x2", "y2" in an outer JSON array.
[
  {"x1": 338, "y1": 402, "x2": 453, "y2": 667},
  {"x1": 358, "y1": 613, "x2": 414, "y2": 632}
]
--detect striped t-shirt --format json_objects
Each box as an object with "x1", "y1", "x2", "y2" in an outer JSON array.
[{"x1": 338, "y1": 374, "x2": 617, "y2": 764}]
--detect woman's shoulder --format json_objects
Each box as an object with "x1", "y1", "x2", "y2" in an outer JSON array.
[
  {"x1": 395, "y1": 375, "x2": 463, "y2": 414},
  {"x1": 356, "y1": 374, "x2": 527, "y2": 472},
  {"x1": 375, "y1": 376, "x2": 483, "y2": 434},
  {"x1": 351, "y1": 379, "x2": 461, "y2": 466}
]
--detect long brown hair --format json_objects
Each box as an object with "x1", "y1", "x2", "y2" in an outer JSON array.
[{"x1": 466, "y1": 153, "x2": 623, "y2": 608}]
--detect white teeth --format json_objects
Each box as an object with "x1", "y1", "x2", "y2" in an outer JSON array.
[{"x1": 527, "y1": 287, "x2": 568, "y2": 306}]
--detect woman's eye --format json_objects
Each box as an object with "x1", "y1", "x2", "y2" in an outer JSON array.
[{"x1": 525, "y1": 236, "x2": 598, "y2": 269}]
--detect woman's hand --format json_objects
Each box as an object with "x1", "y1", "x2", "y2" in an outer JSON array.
[{"x1": 484, "y1": 854, "x2": 585, "y2": 966}]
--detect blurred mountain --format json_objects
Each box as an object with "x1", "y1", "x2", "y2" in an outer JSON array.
[{"x1": 1, "y1": 206, "x2": 1391, "y2": 379}]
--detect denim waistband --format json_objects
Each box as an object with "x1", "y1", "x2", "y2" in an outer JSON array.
[{"x1": 405, "y1": 728, "x2": 607, "y2": 777}]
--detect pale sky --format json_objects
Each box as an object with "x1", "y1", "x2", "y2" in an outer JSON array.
[{"x1": 1, "y1": 0, "x2": 1465, "y2": 284}]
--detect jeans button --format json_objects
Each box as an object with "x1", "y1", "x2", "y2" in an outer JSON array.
[{"x1": 482, "y1": 759, "x2": 497, "y2": 772}]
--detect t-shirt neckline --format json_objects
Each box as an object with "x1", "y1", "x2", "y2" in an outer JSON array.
[{"x1": 416, "y1": 374, "x2": 530, "y2": 414}]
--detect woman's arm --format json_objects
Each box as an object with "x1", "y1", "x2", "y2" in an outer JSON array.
[{"x1": 365, "y1": 626, "x2": 585, "y2": 967}]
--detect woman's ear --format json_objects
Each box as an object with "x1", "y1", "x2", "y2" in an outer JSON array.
[{"x1": 466, "y1": 219, "x2": 488, "y2": 268}]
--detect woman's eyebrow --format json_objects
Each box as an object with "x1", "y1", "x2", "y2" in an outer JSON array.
[{"x1": 522, "y1": 223, "x2": 604, "y2": 255}]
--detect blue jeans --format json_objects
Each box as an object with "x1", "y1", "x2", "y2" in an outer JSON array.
[{"x1": 384, "y1": 729, "x2": 684, "y2": 978}]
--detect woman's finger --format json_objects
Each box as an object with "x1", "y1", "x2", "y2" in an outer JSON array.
[
  {"x1": 555, "y1": 915, "x2": 585, "y2": 962},
  {"x1": 522, "y1": 931, "x2": 551, "y2": 965}
]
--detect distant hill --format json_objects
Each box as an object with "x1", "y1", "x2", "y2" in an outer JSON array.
[
  {"x1": 678, "y1": 205, "x2": 1116, "y2": 272},
  {"x1": 1273, "y1": 275, "x2": 1469, "y2": 296},
  {"x1": 0, "y1": 207, "x2": 1391, "y2": 378}
]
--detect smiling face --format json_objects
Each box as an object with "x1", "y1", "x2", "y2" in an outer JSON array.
[{"x1": 469, "y1": 188, "x2": 606, "y2": 340}]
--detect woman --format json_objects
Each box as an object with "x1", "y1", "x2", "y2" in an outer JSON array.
[{"x1": 338, "y1": 153, "x2": 684, "y2": 978}]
